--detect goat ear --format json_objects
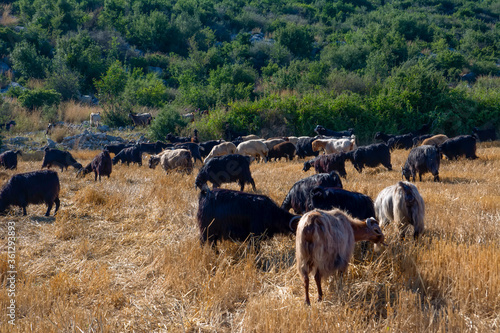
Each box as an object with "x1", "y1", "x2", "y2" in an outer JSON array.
[{"x1": 366, "y1": 217, "x2": 378, "y2": 229}]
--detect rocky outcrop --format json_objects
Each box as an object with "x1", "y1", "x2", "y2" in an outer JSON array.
[{"x1": 60, "y1": 130, "x2": 126, "y2": 150}]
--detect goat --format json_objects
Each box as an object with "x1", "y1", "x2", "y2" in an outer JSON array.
[
  {"x1": 472, "y1": 127, "x2": 497, "y2": 142},
  {"x1": 148, "y1": 149, "x2": 193, "y2": 174},
  {"x1": 296, "y1": 136, "x2": 320, "y2": 159},
  {"x1": 104, "y1": 143, "x2": 135, "y2": 155},
  {"x1": 199, "y1": 140, "x2": 224, "y2": 159},
  {"x1": 166, "y1": 133, "x2": 191, "y2": 143},
  {"x1": 402, "y1": 145, "x2": 440, "y2": 182},
  {"x1": 0, "y1": 150, "x2": 22, "y2": 170},
  {"x1": 174, "y1": 142, "x2": 203, "y2": 164},
  {"x1": 111, "y1": 146, "x2": 142, "y2": 166},
  {"x1": 195, "y1": 154, "x2": 256, "y2": 191},
  {"x1": 296, "y1": 209, "x2": 384, "y2": 305},
  {"x1": 345, "y1": 143, "x2": 392, "y2": 173},
  {"x1": 236, "y1": 140, "x2": 269, "y2": 162},
  {"x1": 0, "y1": 120, "x2": 16, "y2": 131},
  {"x1": 308, "y1": 187, "x2": 375, "y2": 220},
  {"x1": 412, "y1": 134, "x2": 433, "y2": 147},
  {"x1": 42, "y1": 148, "x2": 83, "y2": 172},
  {"x1": 0, "y1": 170, "x2": 60, "y2": 216},
  {"x1": 281, "y1": 171, "x2": 343, "y2": 214},
  {"x1": 303, "y1": 153, "x2": 348, "y2": 178},
  {"x1": 311, "y1": 137, "x2": 356, "y2": 154},
  {"x1": 89, "y1": 112, "x2": 101, "y2": 127},
  {"x1": 314, "y1": 125, "x2": 354, "y2": 138},
  {"x1": 128, "y1": 112, "x2": 152, "y2": 126},
  {"x1": 268, "y1": 141, "x2": 296, "y2": 161},
  {"x1": 197, "y1": 188, "x2": 300, "y2": 246},
  {"x1": 77, "y1": 150, "x2": 112, "y2": 181},
  {"x1": 374, "y1": 181, "x2": 425, "y2": 241},
  {"x1": 421, "y1": 134, "x2": 448, "y2": 146},
  {"x1": 438, "y1": 135, "x2": 478, "y2": 160},
  {"x1": 204, "y1": 142, "x2": 237, "y2": 162}
]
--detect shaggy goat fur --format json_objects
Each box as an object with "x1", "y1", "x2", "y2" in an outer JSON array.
[
  {"x1": 296, "y1": 209, "x2": 384, "y2": 305},
  {"x1": 374, "y1": 181, "x2": 425, "y2": 240}
]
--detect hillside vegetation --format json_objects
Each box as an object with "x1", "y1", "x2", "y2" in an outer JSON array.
[
  {"x1": 0, "y1": 145, "x2": 499, "y2": 332},
  {"x1": 0, "y1": 0, "x2": 498, "y2": 141}
]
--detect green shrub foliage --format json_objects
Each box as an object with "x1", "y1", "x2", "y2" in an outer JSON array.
[
  {"x1": 18, "y1": 89, "x2": 62, "y2": 110},
  {"x1": 3, "y1": 0, "x2": 499, "y2": 137}
]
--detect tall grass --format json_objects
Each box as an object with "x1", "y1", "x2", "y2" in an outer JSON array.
[
  {"x1": 60, "y1": 101, "x2": 101, "y2": 124},
  {"x1": 4, "y1": 101, "x2": 102, "y2": 133},
  {"x1": 0, "y1": 145, "x2": 499, "y2": 332}
]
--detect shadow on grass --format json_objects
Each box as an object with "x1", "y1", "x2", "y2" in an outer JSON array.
[{"x1": 30, "y1": 215, "x2": 56, "y2": 224}]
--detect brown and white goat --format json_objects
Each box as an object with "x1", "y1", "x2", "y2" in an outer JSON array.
[
  {"x1": 296, "y1": 208, "x2": 384, "y2": 305},
  {"x1": 311, "y1": 137, "x2": 357, "y2": 155}
]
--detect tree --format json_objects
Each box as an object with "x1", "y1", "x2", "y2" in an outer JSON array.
[
  {"x1": 11, "y1": 41, "x2": 49, "y2": 79},
  {"x1": 94, "y1": 60, "x2": 128, "y2": 126},
  {"x1": 275, "y1": 23, "x2": 314, "y2": 59}
]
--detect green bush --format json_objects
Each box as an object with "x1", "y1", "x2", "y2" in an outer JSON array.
[
  {"x1": 101, "y1": 105, "x2": 131, "y2": 128},
  {"x1": 18, "y1": 89, "x2": 62, "y2": 110},
  {"x1": 45, "y1": 64, "x2": 81, "y2": 101},
  {"x1": 6, "y1": 86, "x2": 24, "y2": 98},
  {"x1": 149, "y1": 105, "x2": 188, "y2": 141},
  {"x1": 10, "y1": 41, "x2": 49, "y2": 79},
  {"x1": 123, "y1": 69, "x2": 169, "y2": 107},
  {"x1": 275, "y1": 23, "x2": 314, "y2": 59}
]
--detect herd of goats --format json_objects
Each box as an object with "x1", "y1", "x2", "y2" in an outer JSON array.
[{"x1": 0, "y1": 123, "x2": 496, "y2": 304}]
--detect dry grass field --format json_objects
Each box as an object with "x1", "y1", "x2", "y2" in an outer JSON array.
[{"x1": 0, "y1": 144, "x2": 499, "y2": 332}]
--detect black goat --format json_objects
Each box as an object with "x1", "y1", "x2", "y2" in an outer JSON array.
[
  {"x1": 197, "y1": 188, "x2": 300, "y2": 245},
  {"x1": 387, "y1": 133, "x2": 415, "y2": 150},
  {"x1": 345, "y1": 143, "x2": 392, "y2": 173},
  {"x1": 77, "y1": 150, "x2": 112, "y2": 181},
  {"x1": 0, "y1": 150, "x2": 22, "y2": 169},
  {"x1": 174, "y1": 142, "x2": 203, "y2": 164},
  {"x1": 166, "y1": 133, "x2": 191, "y2": 143},
  {"x1": 303, "y1": 153, "x2": 348, "y2": 178},
  {"x1": 137, "y1": 141, "x2": 167, "y2": 155},
  {"x1": 281, "y1": 171, "x2": 343, "y2": 214},
  {"x1": 195, "y1": 154, "x2": 256, "y2": 191},
  {"x1": 0, "y1": 170, "x2": 60, "y2": 216},
  {"x1": 472, "y1": 127, "x2": 497, "y2": 142},
  {"x1": 314, "y1": 125, "x2": 354, "y2": 138},
  {"x1": 296, "y1": 137, "x2": 320, "y2": 159},
  {"x1": 308, "y1": 187, "x2": 375, "y2": 220},
  {"x1": 402, "y1": 145, "x2": 440, "y2": 182},
  {"x1": 41, "y1": 148, "x2": 82, "y2": 171},
  {"x1": 112, "y1": 146, "x2": 142, "y2": 166},
  {"x1": 0, "y1": 120, "x2": 16, "y2": 131},
  {"x1": 438, "y1": 135, "x2": 478, "y2": 160},
  {"x1": 104, "y1": 143, "x2": 135, "y2": 155}
]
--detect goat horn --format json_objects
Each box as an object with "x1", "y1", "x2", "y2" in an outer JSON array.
[{"x1": 289, "y1": 216, "x2": 301, "y2": 231}]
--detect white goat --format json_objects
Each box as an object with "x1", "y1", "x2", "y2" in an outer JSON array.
[
  {"x1": 90, "y1": 112, "x2": 101, "y2": 127},
  {"x1": 374, "y1": 181, "x2": 425, "y2": 242},
  {"x1": 204, "y1": 142, "x2": 237, "y2": 162},
  {"x1": 236, "y1": 139, "x2": 269, "y2": 162}
]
